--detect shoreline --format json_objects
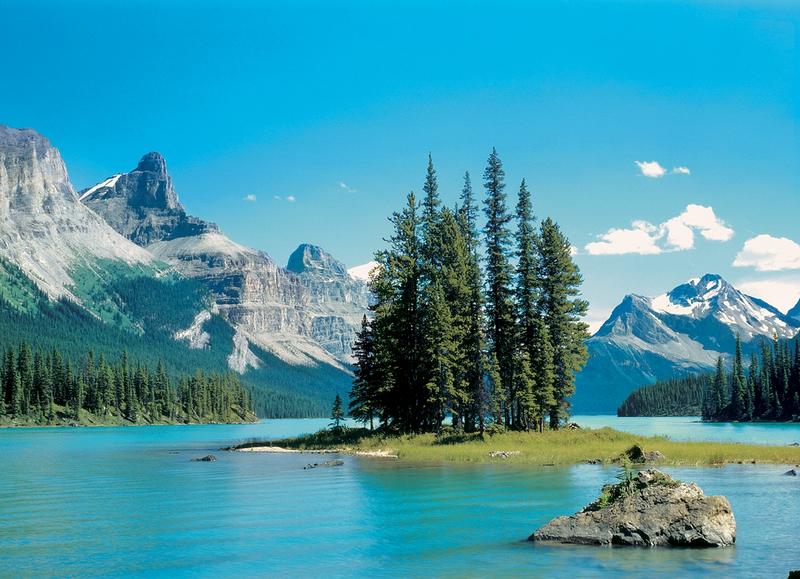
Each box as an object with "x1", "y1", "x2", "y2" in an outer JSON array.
[{"x1": 229, "y1": 426, "x2": 800, "y2": 467}]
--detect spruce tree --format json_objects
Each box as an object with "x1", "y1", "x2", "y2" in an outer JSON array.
[
  {"x1": 730, "y1": 335, "x2": 746, "y2": 420},
  {"x1": 330, "y1": 394, "x2": 345, "y2": 431},
  {"x1": 350, "y1": 316, "x2": 379, "y2": 430},
  {"x1": 482, "y1": 148, "x2": 516, "y2": 428},
  {"x1": 536, "y1": 218, "x2": 589, "y2": 428}
]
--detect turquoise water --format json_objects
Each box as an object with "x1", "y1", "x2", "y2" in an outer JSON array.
[{"x1": 2, "y1": 417, "x2": 800, "y2": 577}]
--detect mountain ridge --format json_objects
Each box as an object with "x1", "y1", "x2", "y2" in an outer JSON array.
[{"x1": 574, "y1": 273, "x2": 800, "y2": 414}]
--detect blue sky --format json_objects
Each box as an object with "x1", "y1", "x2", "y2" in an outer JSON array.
[{"x1": 2, "y1": 0, "x2": 799, "y2": 329}]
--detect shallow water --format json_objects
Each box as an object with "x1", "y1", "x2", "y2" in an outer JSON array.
[{"x1": 1, "y1": 417, "x2": 799, "y2": 577}]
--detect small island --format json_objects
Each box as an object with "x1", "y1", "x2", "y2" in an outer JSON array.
[
  {"x1": 530, "y1": 469, "x2": 736, "y2": 547},
  {"x1": 229, "y1": 425, "x2": 800, "y2": 466}
]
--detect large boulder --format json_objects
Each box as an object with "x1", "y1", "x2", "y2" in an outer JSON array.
[{"x1": 530, "y1": 469, "x2": 735, "y2": 547}]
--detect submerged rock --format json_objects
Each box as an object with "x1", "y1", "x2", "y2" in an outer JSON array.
[
  {"x1": 191, "y1": 454, "x2": 217, "y2": 462},
  {"x1": 304, "y1": 459, "x2": 344, "y2": 470},
  {"x1": 783, "y1": 469, "x2": 798, "y2": 476},
  {"x1": 530, "y1": 469, "x2": 735, "y2": 547}
]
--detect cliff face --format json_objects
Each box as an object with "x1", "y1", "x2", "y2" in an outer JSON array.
[
  {"x1": 0, "y1": 125, "x2": 153, "y2": 299},
  {"x1": 286, "y1": 243, "x2": 370, "y2": 360},
  {"x1": 81, "y1": 154, "x2": 370, "y2": 371}
]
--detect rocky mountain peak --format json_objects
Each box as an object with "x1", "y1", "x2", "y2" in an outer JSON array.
[
  {"x1": 135, "y1": 151, "x2": 168, "y2": 176},
  {"x1": 80, "y1": 152, "x2": 216, "y2": 246},
  {"x1": 287, "y1": 244, "x2": 348, "y2": 277}
]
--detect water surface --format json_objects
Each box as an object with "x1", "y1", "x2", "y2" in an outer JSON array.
[{"x1": 1, "y1": 418, "x2": 799, "y2": 577}]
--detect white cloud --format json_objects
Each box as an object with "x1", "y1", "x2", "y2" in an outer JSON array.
[
  {"x1": 733, "y1": 234, "x2": 800, "y2": 271},
  {"x1": 672, "y1": 166, "x2": 691, "y2": 175},
  {"x1": 243, "y1": 194, "x2": 257, "y2": 202},
  {"x1": 273, "y1": 195, "x2": 297, "y2": 203},
  {"x1": 286, "y1": 195, "x2": 296, "y2": 202},
  {"x1": 585, "y1": 221, "x2": 663, "y2": 255},
  {"x1": 339, "y1": 181, "x2": 357, "y2": 193},
  {"x1": 585, "y1": 204, "x2": 733, "y2": 256},
  {"x1": 736, "y1": 276, "x2": 800, "y2": 313},
  {"x1": 635, "y1": 160, "x2": 667, "y2": 178}
]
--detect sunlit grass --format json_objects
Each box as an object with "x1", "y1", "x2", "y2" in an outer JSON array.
[{"x1": 244, "y1": 426, "x2": 800, "y2": 466}]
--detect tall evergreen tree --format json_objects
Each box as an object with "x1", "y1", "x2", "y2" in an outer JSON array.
[
  {"x1": 536, "y1": 218, "x2": 589, "y2": 428},
  {"x1": 482, "y1": 148, "x2": 516, "y2": 428},
  {"x1": 349, "y1": 316, "x2": 379, "y2": 430}
]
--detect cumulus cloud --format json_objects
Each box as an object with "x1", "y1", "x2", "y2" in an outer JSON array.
[
  {"x1": 635, "y1": 160, "x2": 667, "y2": 178},
  {"x1": 339, "y1": 181, "x2": 357, "y2": 193},
  {"x1": 243, "y1": 194, "x2": 257, "y2": 202},
  {"x1": 273, "y1": 195, "x2": 297, "y2": 203},
  {"x1": 733, "y1": 234, "x2": 800, "y2": 271},
  {"x1": 672, "y1": 166, "x2": 691, "y2": 175},
  {"x1": 736, "y1": 276, "x2": 800, "y2": 313},
  {"x1": 585, "y1": 204, "x2": 733, "y2": 256}
]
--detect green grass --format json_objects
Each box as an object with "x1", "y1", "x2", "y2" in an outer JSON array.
[{"x1": 241, "y1": 426, "x2": 800, "y2": 466}]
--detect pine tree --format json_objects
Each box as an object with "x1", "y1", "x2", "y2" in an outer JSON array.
[
  {"x1": 330, "y1": 394, "x2": 345, "y2": 431},
  {"x1": 422, "y1": 282, "x2": 456, "y2": 430},
  {"x1": 530, "y1": 317, "x2": 556, "y2": 432},
  {"x1": 730, "y1": 335, "x2": 746, "y2": 420},
  {"x1": 350, "y1": 316, "x2": 379, "y2": 429},
  {"x1": 710, "y1": 356, "x2": 727, "y2": 419},
  {"x1": 536, "y1": 218, "x2": 589, "y2": 428},
  {"x1": 457, "y1": 172, "x2": 487, "y2": 433},
  {"x1": 482, "y1": 148, "x2": 516, "y2": 428}
]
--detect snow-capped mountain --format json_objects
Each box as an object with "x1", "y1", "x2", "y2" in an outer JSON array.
[
  {"x1": 0, "y1": 125, "x2": 154, "y2": 300},
  {"x1": 573, "y1": 274, "x2": 800, "y2": 414},
  {"x1": 81, "y1": 153, "x2": 369, "y2": 371}
]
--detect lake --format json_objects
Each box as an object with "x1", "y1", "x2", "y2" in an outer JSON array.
[{"x1": 2, "y1": 416, "x2": 799, "y2": 577}]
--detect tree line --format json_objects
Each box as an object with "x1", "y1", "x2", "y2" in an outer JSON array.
[
  {"x1": 703, "y1": 335, "x2": 800, "y2": 422},
  {"x1": 349, "y1": 150, "x2": 589, "y2": 434},
  {"x1": 0, "y1": 340, "x2": 255, "y2": 424},
  {"x1": 617, "y1": 375, "x2": 708, "y2": 417}
]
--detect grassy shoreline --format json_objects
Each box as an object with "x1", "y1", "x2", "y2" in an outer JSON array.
[{"x1": 232, "y1": 426, "x2": 800, "y2": 466}]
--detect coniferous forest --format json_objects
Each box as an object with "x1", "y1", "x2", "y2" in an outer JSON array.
[
  {"x1": 617, "y1": 335, "x2": 800, "y2": 421},
  {"x1": 350, "y1": 150, "x2": 589, "y2": 434},
  {"x1": 0, "y1": 340, "x2": 256, "y2": 426}
]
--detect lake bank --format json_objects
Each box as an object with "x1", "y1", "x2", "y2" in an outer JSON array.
[{"x1": 232, "y1": 425, "x2": 800, "y2": 466}]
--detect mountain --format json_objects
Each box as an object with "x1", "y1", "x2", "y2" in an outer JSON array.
[
  {"x1": 789, "y1": 299, "x2": 800, "y2": 322},
  {"x1": 573, "y1": 274, "x2": 800, "y2": 414},
  {"x1": 81, "y1": 152, "x2": 369, "y2": 375},
  {"x1": 0, "y1": 126, "x2": 154, "y2": 301}
]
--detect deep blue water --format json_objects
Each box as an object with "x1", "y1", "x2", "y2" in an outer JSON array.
[{"x1": 1, "y1": 417, "x2": 800, "y2": 577}]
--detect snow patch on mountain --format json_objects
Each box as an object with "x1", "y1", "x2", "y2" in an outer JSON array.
[{"x1": 348, "y1": 261, "x2": 380, "y2": 282}]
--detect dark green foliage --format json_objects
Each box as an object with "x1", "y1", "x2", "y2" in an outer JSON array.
[
  {"x1": 351, "y1": 151, "x2": 590, "y2": 434},
  {"x1": 618, "y1": 375, "x2": 709, "y2": 417},
  {"x1": 620, "y1": 336, "x2": 800, "y2": 422},
  {"x1": 0, "y1": 339, "x2": 255, "y2": 425},
  {"x1": 329, "y1": 393, "x2": 345, "y2": 430},
  {"x1": 0, "y1": 257, "x2": 341, "y2": 420}
]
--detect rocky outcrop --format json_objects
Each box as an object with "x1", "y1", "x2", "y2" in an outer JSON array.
[
  {"x1": 81, "y1": 155, "x2": 370, "y2": 371},
  {"x1": 287, "y1": 244, "x2": 370, "y2": 360},
  {"x1": 80, "y1": 152, "x2": 215, "y2": 245},
  {"x1": 530, "y1": 469, "x2": 736, "y2": 547},
  {"x1": 0, "y1": 126, "x2": 153, "y2": 300}
]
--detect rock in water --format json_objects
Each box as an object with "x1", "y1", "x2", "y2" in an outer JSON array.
[
  {"x1": 530, "y1": 469, "x2": 735, "y2": 547},
  {"x1": 191, "y1": 454, "x2": 217, "y2": 462}
]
